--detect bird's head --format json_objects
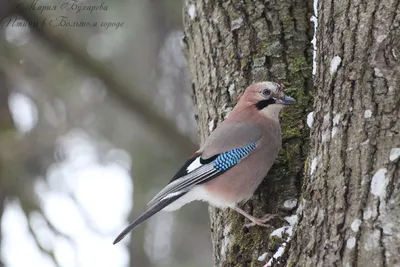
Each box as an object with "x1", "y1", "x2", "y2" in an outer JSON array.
[{"x1": 239, "y1": 81, "x2": 296, "y2": 119}]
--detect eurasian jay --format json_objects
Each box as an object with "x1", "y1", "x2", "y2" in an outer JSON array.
[{"x1": 113, "y1": 81, "x2": 295, "y2": 244}]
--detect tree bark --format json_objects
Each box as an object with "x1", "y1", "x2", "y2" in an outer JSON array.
[
  {"x1": 183, "y1": 0, "x2": 313, "y2": 266},
  {"x1": 289, "y1": 0, "x2": 400, "y2": 266}
]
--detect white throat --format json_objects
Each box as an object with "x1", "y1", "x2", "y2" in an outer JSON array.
[{"x1": 261, "y1": 104, "x2": 284, "y2": 121}]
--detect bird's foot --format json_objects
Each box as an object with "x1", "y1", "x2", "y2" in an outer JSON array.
[
  {"x1": 232, "y1": 206, "x2": 283, "y2": 229},
  {"x1": 243, "y1": 214, "x2": 280, "y2": 228}
]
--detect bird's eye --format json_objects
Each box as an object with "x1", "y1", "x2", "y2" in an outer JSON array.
[{"x1": 262, "y1": 89, "x2": 271, "y2": 96}]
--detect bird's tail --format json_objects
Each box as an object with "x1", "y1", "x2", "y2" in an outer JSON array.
[{"x1": 113, "y1": 192, "x2": 186, "y2": 244}]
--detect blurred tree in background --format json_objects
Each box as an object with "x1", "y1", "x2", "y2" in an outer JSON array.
[{"x1": 0, "y1": 0, "x2": 213, "y2": 267}]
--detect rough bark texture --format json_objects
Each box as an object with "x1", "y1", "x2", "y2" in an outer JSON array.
[
  {"x1": 183, "y1": 0, "x2": 313, "y2": 266},
  {"x1": 289, "y1": 0, "x2": 400, "y2": 266}
]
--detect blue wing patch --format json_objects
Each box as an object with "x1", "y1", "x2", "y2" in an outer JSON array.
[{"x1": 213, "y1": 142, "x2": 257, "y2": 171}]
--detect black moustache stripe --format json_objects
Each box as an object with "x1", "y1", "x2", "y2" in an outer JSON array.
[{"x1": 255, "y1": 98, "x2": 276, "y2": 110}]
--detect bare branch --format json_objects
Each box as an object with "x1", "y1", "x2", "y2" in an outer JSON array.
[
  {"x1": 18, "y1": 193, "x2": 73, "y2": 242},
  {"x1": 26, "y1": 220, "x2": 61, "y2": 267}
]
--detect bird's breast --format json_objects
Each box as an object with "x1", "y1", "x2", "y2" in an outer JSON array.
[
  {"x1": 201, "y1": 143, "x2": 280, "y2": 206},
  {"x1": 200, "y1": 119, "x2": 282, "y2": 207}
]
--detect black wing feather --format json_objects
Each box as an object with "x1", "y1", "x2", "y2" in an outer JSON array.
[
  {"x1": 169, "y1": 153, "x2": 219, "y2": 183},
  {"x1": 114, "y1": 143, "x2": 257, "y2": 244},
  {"x1": 113, "y1": 191, "x2": 186, "y2": 245},
  {"x1": 168, "y1": 154, "x2": 199, "y2": 183}
]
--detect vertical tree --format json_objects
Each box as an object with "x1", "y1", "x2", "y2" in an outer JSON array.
[
  {"x1": 289, "y1": 1, "x2": 400, "y2": 266},
  {"x1": 183, "y1": 0, "x2": 313, "y2": 265},
  {"x1": 0, "y1": 73, "x2": 11, "y2": 267}
]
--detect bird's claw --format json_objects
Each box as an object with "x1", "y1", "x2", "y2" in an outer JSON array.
[
  {"x1": 243, "y1": 214, "x2": 283, "y2": 229},
  {"x1": 244, "y1": 221, "x2": 274, "y2": 228}
]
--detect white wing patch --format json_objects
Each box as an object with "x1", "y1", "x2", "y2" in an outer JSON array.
[
  {"x1": 162, "y1": 191, "x2": 185, "y2": 199},
  {"x1": 162, "y1": 186, "x2": 233, "y2": 211},
  {"x1": 186, "y1": 157, "x2": 202, "y2": 172}
]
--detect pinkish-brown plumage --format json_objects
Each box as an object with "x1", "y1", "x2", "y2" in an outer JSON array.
[
  {"x1": 200, "y1": 116, "x2": 281, "y2": 206},
  {"x1": 191, "y1": 82, "x2": 287, "y2": 207},
  {"x1": 113, "y1": 81, "x2": 295, "y2": 244}
]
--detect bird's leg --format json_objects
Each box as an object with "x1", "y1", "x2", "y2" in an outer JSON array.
[{"x1": 232, "y1": 206, "x2": 278, "y2": 228}]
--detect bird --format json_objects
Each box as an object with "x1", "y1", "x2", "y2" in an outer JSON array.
[{"x1": 113, "y1": 81, "x2": 295, "y2": 244}]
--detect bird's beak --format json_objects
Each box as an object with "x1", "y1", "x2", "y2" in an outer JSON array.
[{"x1": 275, "y1": 95, "x2": 296, "y2": 105}]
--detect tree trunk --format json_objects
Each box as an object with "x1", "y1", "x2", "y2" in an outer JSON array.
[
  {"x1": 183, "y1": 0, "x2": 313, "y2": 266},
  {"x1": 289, "y1": 0, "x2": 400, "y2": 266}
]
